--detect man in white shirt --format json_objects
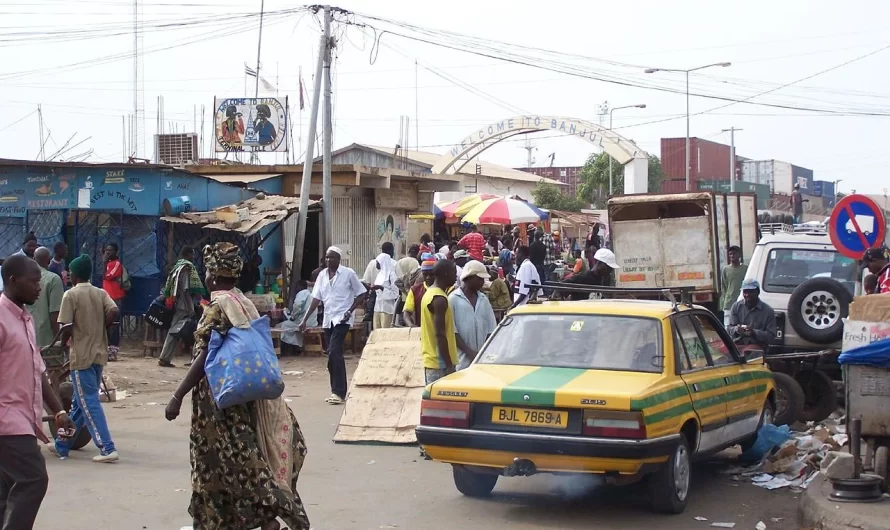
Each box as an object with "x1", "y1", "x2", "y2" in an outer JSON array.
[
  {"x1": 299, "y1": 246, "x2": 367, "y2": 405},
  {"x1": 512, "y1": 245, "x2": 541, "y2": 308},
  {"x1": 370, "y1": 243, "x2": 400, "y2": 329},
  {"x1": 453, "y1": 249, "x2": 469, "y2": 289}
]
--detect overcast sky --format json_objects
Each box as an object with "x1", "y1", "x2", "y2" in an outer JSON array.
[{"x1": 2, "y1": 0, "x2": 889, "y2": 195}]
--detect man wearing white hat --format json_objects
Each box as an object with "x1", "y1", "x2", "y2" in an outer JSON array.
[
  {"x1": 299, "y1": 246, "x2": 367, "y2": 405},
  {"x1": 449, "y1": 261, "x2": 497, "y2": 370},
  {"x1": 727, "y1": 279, "x2": 776, "y2": 349}
]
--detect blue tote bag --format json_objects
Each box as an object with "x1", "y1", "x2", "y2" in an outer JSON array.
[{"x1": 204, "y1": 303, "x2": 285, "y2": 409}]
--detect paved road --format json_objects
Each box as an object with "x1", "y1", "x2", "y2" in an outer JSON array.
[{"x1": 35, "y1": 357, "x2": 798, "y2": 529}]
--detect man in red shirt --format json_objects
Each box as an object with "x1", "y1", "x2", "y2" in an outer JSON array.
[
  {"x1": 103, "y1": 243, "x2": 126, "y2": 361},
  {"x1": 862, "y1": 246, "x2": 890, "y2": 295},
  {"x1": 0, "y1": 254, "x2": 75, "y2": 528},
  {"x1": 458, "y1": 224, "x2": 485, "y2": 262}
]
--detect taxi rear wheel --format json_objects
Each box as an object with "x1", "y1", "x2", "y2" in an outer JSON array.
[
  {"x1": 452, "y1": 465, "x2": 498, "y2": 497},
  {"x1": 648, "y1": 437, "x2": 691, "y2": 514}
]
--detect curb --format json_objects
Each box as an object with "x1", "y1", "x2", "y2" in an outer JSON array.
[{"x1": 799, "y1": 475, "x2": 890, "y2": 530}]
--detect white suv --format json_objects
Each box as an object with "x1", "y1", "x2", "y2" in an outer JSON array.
[{"x1": 743, "y1": 229, "x2": 857, "y2": 352}]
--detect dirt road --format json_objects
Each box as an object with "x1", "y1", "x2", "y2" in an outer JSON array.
[{"x1": 35, "y1": 356, "x2": 798, "y2": 529}]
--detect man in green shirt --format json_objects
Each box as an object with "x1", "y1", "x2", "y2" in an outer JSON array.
[
  {"x1": 26, "y1": 247, "x2": 63, "y2": 348},
  {"x1": 720, "y1": 245, "x2": 746, "y2": 327}
]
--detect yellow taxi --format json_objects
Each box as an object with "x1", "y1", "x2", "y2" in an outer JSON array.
[{"x1": 415, "y1": 299, "x2": 776, "y2": 514}]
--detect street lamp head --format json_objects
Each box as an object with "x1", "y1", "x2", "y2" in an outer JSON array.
[
  {"x1": 636, "y1": 104, "x2": 647, "y2": 109},
  {"x1": 719, "y1": 62, "x2": 732, "y2": 67},
  {"x1": 644, "y1": 68, "x2": 657, "y2": 74}
]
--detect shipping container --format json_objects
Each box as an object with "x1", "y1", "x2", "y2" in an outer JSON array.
[
  {"x1": 813, "y1": 180, "x2": 835, "y2": 199},
  {"x1": 741, "y1": 159, "x2": 795, "y2": 195},
  {"x1": 696, "y1": 180, "x2": 770, "y2": 209},
  {"x1": 659, "y1": 178, "x2": 690, "y2": 194},
  {"x1": 791, "y1": 164, "x2": 815, "y2": 195},
  {"x1": 660, "y1": 137, "x2": 733, "y2": 181}
]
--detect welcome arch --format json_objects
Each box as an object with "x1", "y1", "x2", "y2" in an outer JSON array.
[{"x1": 432, "y1": 115, "x2": 650, "y2": 194}]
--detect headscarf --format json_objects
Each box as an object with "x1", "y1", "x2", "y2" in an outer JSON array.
[
  {"x1": 163, "y1": 258, "x2": 207, "y2": 298},
  {"x1": 374, "y1": 252, "x2": 399, "y2": 301},
  {"x1": 69, "y1": 253, "x2": 92, "y2": 282},
  {"x1": 203, "y1": 242, "x2": 243, "y2": 279}
]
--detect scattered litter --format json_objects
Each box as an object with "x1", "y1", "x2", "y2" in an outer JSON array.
[
  {"x1": 174, "y1": 488, "x2": 186, "y2": 492},
  {"x1": 755, "y1": 522, "x2": 766, "y2": 530},
  {"x1": 770, "y1": 518, "x2": 783, "y2": 523},
  {"x1": 145, "y1": 402, "x2": 158, "y2": 406},
  {"x1": 710, "y1": 523, "x2": 735, "y2": 528},
  {"x1": 379, "y1": 526, "x2": 398, "y2": 529},
  {"x1": 694, "y1": 516, "x2": 708, "y2": 521},
  {"x1": 179, "y1": 527, "x2": 193, "y2": 530},
  {"x1": 367, "y1": 460, "x2": 376, "y2": 465},
  {"x1": 285, "y1": 398, "x2": 293, "y2": 403},
  {"x1": 283, "y1": 370, "x2": 304, "y2": 376},
  {"x1": 726, "y1": 421, "x2": 844, "y2": 491}
]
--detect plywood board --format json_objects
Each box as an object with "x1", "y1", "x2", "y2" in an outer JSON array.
[{"x1": 333, "y1": 327, "x2": 425, "y2": 444}]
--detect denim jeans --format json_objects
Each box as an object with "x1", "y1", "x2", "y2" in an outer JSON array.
[
  {"x1": 424, "y1": 366, "x2": 456, "y2": 385},
  {"x1": 324, "y1": 323, "x2": 350, "y2": 399},
  {"x1": 55, "y1": 364, "x2": 116, "y2": 457}
]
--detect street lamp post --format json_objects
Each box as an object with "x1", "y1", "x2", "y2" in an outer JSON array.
[
  {"x1": 608, "y1": 103, "x2": 647, "y2": 195},
  {"x1": 833, "y1": 179, "x2": 843, "y2": 206},
  {"x1": 645, "y1": 62, "x2": 731, "y2": 191}
]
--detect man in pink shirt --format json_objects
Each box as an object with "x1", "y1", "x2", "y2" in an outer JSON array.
[{"x1": 0, "y1": 254, "x2": 75, "y2": 529}]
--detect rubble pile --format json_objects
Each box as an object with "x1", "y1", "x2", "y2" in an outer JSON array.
[{"x1": 721, "y1": 416, "x2": 848, "y2": 491}]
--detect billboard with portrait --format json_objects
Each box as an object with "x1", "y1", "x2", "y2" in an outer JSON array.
[{"x1": 214, "y1": 97, "x2": 287, "y2": 152}]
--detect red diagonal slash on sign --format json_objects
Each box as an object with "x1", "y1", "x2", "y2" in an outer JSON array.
[{"x1": 843, "y1": 205, "x2": 871, "y2": 250}]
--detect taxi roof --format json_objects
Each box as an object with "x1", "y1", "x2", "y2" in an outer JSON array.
[{"x1": 509, "y1": 299, "x2": 701, "y2": 319}]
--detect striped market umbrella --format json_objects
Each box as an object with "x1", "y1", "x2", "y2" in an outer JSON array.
[
  {"x1": 434, "y1": 193, "x2": 499, "y2": 219},
  {"x1": 461, "y1": 197, "x2": 548, "y2": 225}
]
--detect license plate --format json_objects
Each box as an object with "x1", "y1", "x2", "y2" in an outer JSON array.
[{"x1": 491, "y1": 407, "x2": 568, "y2": 429}]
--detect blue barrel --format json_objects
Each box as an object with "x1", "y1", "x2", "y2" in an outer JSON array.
[{"x1": 163, "y1": 196, "x2": 192, "y2": 216}]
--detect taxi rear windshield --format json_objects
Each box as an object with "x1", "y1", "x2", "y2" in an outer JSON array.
[{"x1": 476, "y1": 314, "x2": 663, "y2": 373}]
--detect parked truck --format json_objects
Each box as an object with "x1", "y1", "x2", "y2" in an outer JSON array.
[{"x1": 608, "y1": 192, "x2": 759, "y2": 311}]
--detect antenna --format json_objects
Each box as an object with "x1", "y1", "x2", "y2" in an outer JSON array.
[
  {"x1": 37, "y1": 105, "x2": 45, "y2": 161},
  {"x1": 519, "y1": 136, "x2": 536, "y2": 168}
]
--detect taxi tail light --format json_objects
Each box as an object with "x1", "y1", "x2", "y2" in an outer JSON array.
[
  {"x1": 581, "y1": 411, "x2": 646, "y2": 439},
  {"x1": 420, "y1": 399, "x2": 470, "y2": 428}
]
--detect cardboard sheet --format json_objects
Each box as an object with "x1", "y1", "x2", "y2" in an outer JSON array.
[{"x1": 333, "y1": 327, "x2": 425, "y2": 444}]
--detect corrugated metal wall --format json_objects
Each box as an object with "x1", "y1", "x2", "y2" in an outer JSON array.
[{"x1": 329, "y1": 196, "x2": 376, "y2": 273}]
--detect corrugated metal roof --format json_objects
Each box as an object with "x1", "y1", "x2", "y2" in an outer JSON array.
[
  {"x1": 198, "y1": 173, "x2": 282, "y2": 184},
  {"x1": 161, "y1": 194, "x2": 320, "y2": 237}
]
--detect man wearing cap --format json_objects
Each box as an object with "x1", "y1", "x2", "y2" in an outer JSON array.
[
  {"x1": 452, "y1": 249, "x2": 469, "y2": 289},
  {"x1": 862, "y1": 246, "x2": 890, "y2": 294},
  {"x1": 404, "y1": 253, "x2": 437, "y2": 327},
  {"x1": 458, "y1": 224, "x2": 485, "y2": 262},
  {"x1": 791, "y1": 183, "x2": 808, "y2": 224},
  {"x1": 727, "y1": 279, "x2": 777, "y2": 349},
  {"x1": 299, "y1": 246, "x2": 367, "y2": 405},
  {"x1": 449, "y1": 261, "x2": 497, "y2": 370},
  {"x1": 563, "y1": 248, "x2": 620, "y2": 296}
]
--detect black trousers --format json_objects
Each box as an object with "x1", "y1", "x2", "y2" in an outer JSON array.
[
  {"x1": 0, "y1": 435, "x2": 48, "y2": 530},
  {"x1": 325, "y1": 323, "x2": 350, "y2": 399}
]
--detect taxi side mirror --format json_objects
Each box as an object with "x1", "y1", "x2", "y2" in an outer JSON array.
[{"x1": 742, "y1": 349, "x2": 764, "y2": 363}]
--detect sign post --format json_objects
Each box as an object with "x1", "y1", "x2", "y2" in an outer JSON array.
[{"x1": 828, "y1": 194, "x2": 887, "y2": 259}]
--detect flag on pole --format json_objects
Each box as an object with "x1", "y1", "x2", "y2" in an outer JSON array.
[
  {"x1": 245, "y1": 63, "x2": 258, "y2": 77},
  {"x1": 259, "y1": 76, "x2": 276, "y2": 92},
  {"x1": 298, "y1": 70, "x2": 305, "y2": 111}
]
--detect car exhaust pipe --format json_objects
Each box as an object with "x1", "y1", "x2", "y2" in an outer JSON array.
[{"x1": 504, "y1": 458, "x2": 537, "y2": 477}]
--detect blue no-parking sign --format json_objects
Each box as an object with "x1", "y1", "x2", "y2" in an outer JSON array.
[{"x1": 828, "y1": 194, "x2": 887, "y2": 259}]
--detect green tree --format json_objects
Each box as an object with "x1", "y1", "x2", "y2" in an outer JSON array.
[
  {"x1": 577, "y1": 153, "x2": 665, "y2": 207},
  {"x1": 531, "y1": 181, "x2": 586, "y2": 212}
]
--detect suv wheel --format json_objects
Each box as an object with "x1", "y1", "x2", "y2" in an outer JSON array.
[{"x1": 787, "y1": 278, "x2": 852, "y2": 345}]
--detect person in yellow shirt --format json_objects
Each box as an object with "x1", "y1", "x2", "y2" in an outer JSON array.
[
  {"x1": 403, "y1": 254, "x2": 436, "y2": 327},
  {"x1": 420, "y1": 259, "x2": 458, "y2": 384}
]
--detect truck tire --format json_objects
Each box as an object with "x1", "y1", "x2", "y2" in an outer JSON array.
[
  {"x1": 796, "y1": 370, "x2": 838, "y2": 423},
  {"x1": 787, "y1": 278, "x2": 851, "y2": 345},
  {"x1": 772, "y1": 372, "x2": 804, "y2": 426}
]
